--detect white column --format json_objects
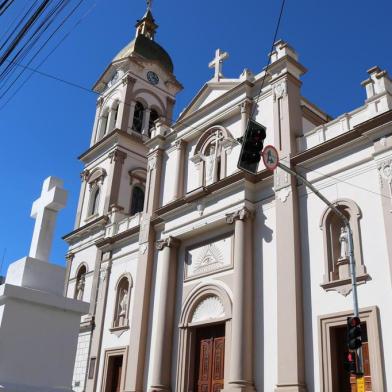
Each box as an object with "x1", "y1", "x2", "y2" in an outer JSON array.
[
  {"x1": 149, "y1": 236, "x2": 180, "y2": 392},
  {"x1": 172, "y1": 139, "x2": 187, "y2": 200},
  {"x1": 74, "y1": 169, "x2": 89, "y2": 229},
  {"x1": 127, "y1": 101, "x2": 136, "y2": 133},
  {"x1": 107, "y1": 108, "x2": 116, "y2": 134},
  {"x1": 226, "y1": 207, "x2": 255, "y2": 392},
  {"x1": 142, "y1": 108, "x2": 151, "y2": 136}
]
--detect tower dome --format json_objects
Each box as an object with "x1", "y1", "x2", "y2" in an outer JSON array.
[{"x1": 113, "y1": 9, "x2": 174, "y2": 74}]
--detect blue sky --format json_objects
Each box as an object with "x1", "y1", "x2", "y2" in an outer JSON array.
[{"x1": 0, "y1": 0, "x2": 391, "y2": 274}]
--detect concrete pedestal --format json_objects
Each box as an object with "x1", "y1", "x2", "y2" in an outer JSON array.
[{"x1": 0, "y1": 257, "x2": 89, "y2": 392}]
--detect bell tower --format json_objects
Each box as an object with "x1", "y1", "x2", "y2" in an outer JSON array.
[
  {"x1": 64, "y1": 7, "x2": 182, "y2": 392},
  {"x1": 72, "y1": 7, "x2": 183, "y2": 229}
]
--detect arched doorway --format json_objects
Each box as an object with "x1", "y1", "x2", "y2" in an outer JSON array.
[{"x1": 176, "y1": 284, "x2": 232, "y2": 392}]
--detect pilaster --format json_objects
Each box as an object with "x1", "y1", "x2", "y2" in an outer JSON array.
[
  {"x1": 117, "y1": 75, "x2": 137, "y2": 131},
  {"x1": 172, "y1": 139, "x2": 187, "y2": 200},
  {"x1": 225, "y1": 207, "x2": 255, "y2": 392},
  {"x1": 74, "y1": 169, "x2": 90, "y2": 229},
  {"x1": 63, "y1": 251, "x2": 74, "y2": 296},
  {"x1": 145, "y1": 148, "x2": 164, "y2": 214},
  {"x1": 269, "y1": 40, "x2": 306, "y2": 392},
  {"x1": 85, "y1": 254, "x2": 112, "y2": 392},
  {"x1": 127, "y1": 100, "x2": 137, "y2": 133},
  {"x1": 149, "y1": 236, "x2": 180, "y2": 392},
  {"x1": 142, "y1": 108, "x2": 152, "y2": 136},
  {"x1": 374, "y1": 135, "x2": 392, "y2": 286},
  {"x1": 103, "y1": 149, "x2": 127, "y2": 213},
  {"x1": 124, "y1": 217, "x2": 155, "y2": 392},
  {"x1": 91, "y1": 97, "x2": 104, "y2": 145},
  {"x1": 274, "y1": 162, "x2": 306, "y2": 392}
]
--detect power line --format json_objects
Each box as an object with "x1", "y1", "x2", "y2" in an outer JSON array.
[
  {"x1": 250, "y1": 0, "x2": 286, "y2": 121},
  {"x1": 0, "y1": 1, "x2": 288, "y2": 134},
  {"x1": 279, "y1": 156, "x2": 392, "y2": 201},
  {"x1": 0, "y1": 0, "x2": 71, "y2": 90},
  {"x1": 0, "y1": 0, "x2": 87, "y2": 100},
  {"x1": 0, "y1": 0, "x2": 15, "y2": 16},
  {"x1": 0, "y1": 0, "x2": 96, "y2": 110}
]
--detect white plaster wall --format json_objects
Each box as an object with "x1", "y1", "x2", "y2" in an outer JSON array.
[
  {"x1": 0, "y1": 297, "x2": 80, "y2": 389},
  {"x1": 299, "y1": 148, "x2": 392, "y2": 390}
]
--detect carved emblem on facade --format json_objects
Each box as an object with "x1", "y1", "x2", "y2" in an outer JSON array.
[
  {"x1": 148, "y1": 156, "x2": 157, "y2": 171},
  {"x1": 193, "y1": 244, "x2": 224, "y2": 274},
  {"x1": 185, "y1": 235, "x2": 233, "y2": 279},
  {"x1": 378, "y1": 158, "x2": 392, "y2": 209},
  {"x1": 273, "y1": 80, "x2": 287, "y2": 101},
  {"x1": 275, "y1": 186, "x2": 292, "y2": 203},
  {"x1": 191, "y1": 296, "x2": 225, "y2": 323}
]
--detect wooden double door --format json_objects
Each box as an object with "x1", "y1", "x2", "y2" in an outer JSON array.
[{"x1": 195, "y1": 324, "x2": 225, "y2": 392}]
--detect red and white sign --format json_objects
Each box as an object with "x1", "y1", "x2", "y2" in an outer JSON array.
[{"x1": 261, "y1": 145, "x2": 279, "y2": 171}]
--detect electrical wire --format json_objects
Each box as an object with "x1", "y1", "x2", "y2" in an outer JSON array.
[
  {"x1": 0, "y1": 0, "x2": 70, "y2": 88},
  {"x1": 0, "y1": 0, "x2": 52, "y2": 67},
  {"x1": 0, "y1": 0, "x2": 87, "y2": 100},
  {"x1": 0, "y1": 1, "x2": 96, "y2": 110},
  {"x1": 278, "y1": 156, "x2": 392, "y2": 201},
  {"x1": 0, "y1": 0, "x2": 15, "y2": 16},
  {"x1": 0, "y1": 0, "x2": 288, "y2": 135},
  {"x1": 249, "y1": 0, "x2": 286, "y2": 121}
]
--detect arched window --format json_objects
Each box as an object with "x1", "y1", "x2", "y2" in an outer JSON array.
[
  {"x1": 113, "y1": 276, "x2": 131, "y2": 328},
  {"x1": 74, "y1": 265, "x2": 86, "y2": 300},
  {"x1": 130, "y1": 186, "x2": 145, "y2": 215},
  {"x1": 320, "y1": 199, "x2": 368, "y2": 295},
  {"x1": 133, "y1": 101, "x2": 145, "y2": 133},
  {"x1": 191, "y1": 127, "x2": 237, "y2": 188},
  {"x1": 90, "y1": 187, "x2": 100, "y2": 216},
  {"x1": 148, "y1": 109, "x2": 159, "y2": 136}
]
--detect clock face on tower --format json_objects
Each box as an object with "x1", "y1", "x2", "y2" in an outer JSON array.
[{"x1": 147, "y1": 71, "x2": 159, "y2": 85}]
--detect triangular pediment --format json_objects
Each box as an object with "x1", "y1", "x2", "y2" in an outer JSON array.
[{"x1": 179, "y1": 79, "x2": 241, "y2": 119}]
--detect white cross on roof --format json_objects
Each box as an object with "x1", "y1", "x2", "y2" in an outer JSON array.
[{"x1": 208, "y1": 48, "x2": 229, "y2": 81}]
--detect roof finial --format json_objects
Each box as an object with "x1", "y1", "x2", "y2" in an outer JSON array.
[{"x1": 135, "y1": 2, "x2": 158, "y2": 40}]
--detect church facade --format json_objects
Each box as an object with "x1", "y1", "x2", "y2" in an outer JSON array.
[{"x1": 64, "y1": 8, "x2": 392, "y2": 392}]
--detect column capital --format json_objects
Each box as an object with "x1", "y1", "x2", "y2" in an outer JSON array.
[
  {"x1": 65, "y1": 252, "x2": 75, "y2": 262},
  {"x1": 122, "y1": 74, "x2": 137, "y2": 87},
  {"x1": 80, "y1": 169, "x2": 90, "y2": 182},
  {"x1": 155, "y1": 236, "x2": 180, "y2": 251},
  {"x1": 109, "y1": 149, "x2": 127, "y2": 164},
  {"x1": 96, "y1": 96, "x2": 104, "y2": 107},
  {"x1": 147, "y1": 148, "x2": 163, "y2": 171},
  {"x1": 226, "y1": 207, "x2": 254, "y2": 224},
  {"x1": 240, "y1": 99, "x2": 253, "y2": 114},
  {"x1": 174, "y1": 138, "x2": 187, "y2": 150}
]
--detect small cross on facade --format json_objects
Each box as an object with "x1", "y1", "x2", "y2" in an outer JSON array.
[
  {"x1": 29, "y1": 177, "x2": 67, "y2": 262},
  {"x1": 208, "y1": 48, "x2": 229, "y2": 81}
]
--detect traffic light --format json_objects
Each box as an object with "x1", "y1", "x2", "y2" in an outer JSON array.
[
  {"x1": 347, "y1": 316, "x2": 362, "y2": 350},
  {"x1": 344, "y1": 351, "x2": 357, "y2": 374},
  {"x1": 237, "y1": 119, "x2": 266, "y2": 174}
]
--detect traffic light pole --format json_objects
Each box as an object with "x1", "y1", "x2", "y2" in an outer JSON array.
[{"x1": 276, "y1": 162, "x2": 364, "y2": 375}]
